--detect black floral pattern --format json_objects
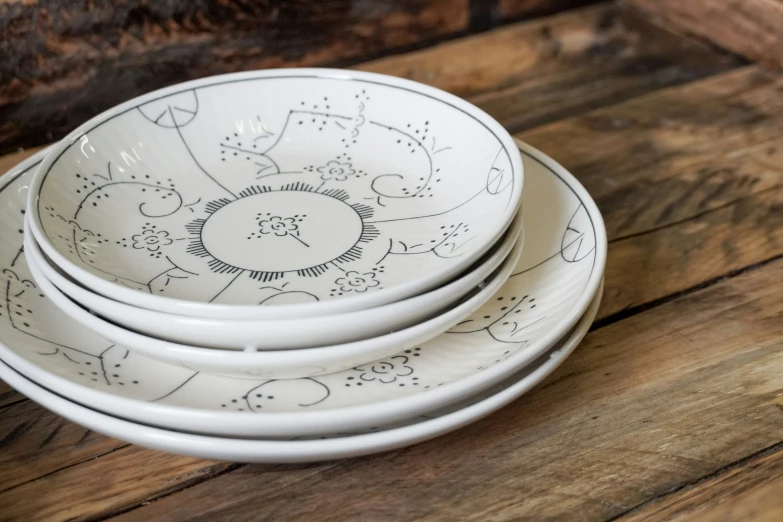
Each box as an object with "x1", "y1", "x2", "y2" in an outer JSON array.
[
  {"x1": 349, "y1": 355, "x2": 416, "y2": 385},
  {"x1": 317, "y1": 160, "x2": 355, "y2": 181},
  {"x1": 132, "y1": 227, "x2": 172, "y2": 252},
  {"x1": 335, "y1": 270, "x2": 380, "y2": 293},
  {"x1": 257, "y1": 215, "x2": 299, "y2": 237}
]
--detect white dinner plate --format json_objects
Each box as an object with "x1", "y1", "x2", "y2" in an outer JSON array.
[{"x1": 0, "y1": 284, "x2": 600, "y2": 463}]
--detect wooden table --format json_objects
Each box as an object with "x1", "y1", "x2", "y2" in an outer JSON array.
[{"x1": 5, "y1": 2, "x2": 783, "y2": 520}]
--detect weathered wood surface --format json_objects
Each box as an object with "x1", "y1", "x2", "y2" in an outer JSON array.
[
  {"x1": 0, "y1": 0, "x2": 469, "y2": 155},
  {"x1": 0, "y1": 0, "x2": 603, "y2": 156},
  {"x1": 0, "y1": 380, "x2": 22, "y2": 409},
  {"x1": 0, "y1": 401, "x2": 125, "y2": 493},
  {"x1": 501, "y1": 0, "x2": 600, "y2": 20},
  {"x1": 0, "y1": 442, "x2": 227, "y2": 522},
  {"x1": 358, "y1": 3, "x2": 739, "y2": 134},
  {"x1": 626, "y1": 0, "x2": 783, "y2": 68},
  {"x1": 619, "y1": 446, "x2": 783, "y2": 521},
  {"x1": 0, "y1": 2, "x2": 738, "y2": 155},
  {"x1": 3, "y1": 3, "x2": 783, "y2": 521}
]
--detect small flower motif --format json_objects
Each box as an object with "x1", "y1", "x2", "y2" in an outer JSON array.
[
  {"x1": 335, "y1": 270, "x2": 380, "y2": 293},
  {"x1": 317, "y1": 160, "x2": 355, "y2": 181},
  {"x1": 353, "y1": 355, "x2": 414, "y2": 384},
  {"x1": 258, "y1": 216, "x2": 299, "y2": 237},
  {"x1": 132, "y1": 228, "x2": 172, "y2": 252}
]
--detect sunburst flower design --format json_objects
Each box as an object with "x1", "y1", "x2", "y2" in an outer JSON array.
[{"x1": 186, "y1": 182, "x2": 379, "y2": 282}]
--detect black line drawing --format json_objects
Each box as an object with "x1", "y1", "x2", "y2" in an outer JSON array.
[
  {"x1": 216, "y1": 378, "x2": 331, "y2": 412},
  {"x1": 447, "y1": 154, "x2": 598, "y2": 350},
  {"x1": 346, "y1": 351, "x2": 422, "y2": 387}
]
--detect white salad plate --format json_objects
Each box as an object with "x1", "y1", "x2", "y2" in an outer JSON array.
[
  {"x1": 0, "y1": 139, "x2": 605, "y2": 437},
  {"x1": 28, "y1": 68, "x2": 524, "y2": 320},
  {"x1": 0, "y1": 284, "x2": 601, "y2": 463},
  {"x1": 25, "y1": 210, "x2": 523, "y2": 351}
]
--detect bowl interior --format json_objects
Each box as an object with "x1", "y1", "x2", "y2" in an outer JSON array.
[{"x1": 34, "y1": 71, "x2": 521, "y2": 307}]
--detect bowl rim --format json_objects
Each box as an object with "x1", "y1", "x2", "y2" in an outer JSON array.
[
  {"x1": 27, "y1": 67, "x2": 525, "y2": 319},
  {"x1": 24, "y1": 206, "x2": 524, "y2": 350}
]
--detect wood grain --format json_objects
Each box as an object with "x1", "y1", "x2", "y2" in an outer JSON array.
[
  {"x1": 110, "y1": 258, "x2": 783, "y2": 521},
  {"x1": 515, "y1": 66, "x2": 783, "y2": 319},
  {"x1": 501, "y1": 0, "x2": 601, "y2": 21},
  {"x1": 0, "y1": 400, "x2": 125, "y2": 492},
  {"x1": 596, "y1": 138, "x2": 783, "y2": 241},
  {"x1": 0, "y1": 0, "x2": 469, "y2": 155},
  {"x1": 359, "y1": 4, "x2": 740, "y2": 133},
  {"x1": 626, "y1": 0, "x2": 783, "y2": 67},
  {"x1": 0, "y1": 3, "x2": 740, "y2": 154},
  {"x1": 618, "y1": 445, "x2": 783, "y2": 521},
  {"x1": 0, "y1": 444, "x2": 228, "y2": 521},
  {"x1": 0, "y1": 380, "x2": 23, "y2": 409},
  {"x1": 520, "y1": 67, "x2": 783, "y2": 195}
]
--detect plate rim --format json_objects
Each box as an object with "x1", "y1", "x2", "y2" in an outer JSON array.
[{"x1": 0, "y1": 283, "x2": 602, "y2": 463}]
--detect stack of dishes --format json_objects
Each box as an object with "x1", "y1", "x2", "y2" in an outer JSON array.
[{"x1": 0, "y1": 69, "x2": 606, "y2": 463}]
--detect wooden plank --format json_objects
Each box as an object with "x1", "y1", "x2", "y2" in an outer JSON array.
[
  {"x1": 108, "y1": 258, "x2": 783, "y2": 521},
  {"x1": 618, "y1": 446, "x2": 783, "y2": 521},
  {"x1": 0, "y1": 445, "x2": 228, "y2": 522},
  {"x1": 501, "y1": 0, "x2": 601, "y2": 21},
  {"x1": 2, "y1": 64, "x2": 782, "y2": 518},
  {"x1": 601, "y1": 185, "x2": 783, "y2": 320},
  {"x1": 0, "y1": 400, "x2": 125, "y2": 492},
  {"x1": 0, "y1": 0, "x2": 469, "y2": 155},
  {"x1": 520, "y1": 66, "x2": 783, "y2": 194},
  {"x1": 0, "y1": 379, "x2": 23, "y2": 409},
  {"x1": 358, "y1": 4, "x2": 740, "y2": 133},
  {"x1": 597, "y1": 139, "x2": 783, "y2": 241},
  {"x1": 0, "y1": 3, "x2": 740, "y2": 155},
  {"x1": 626, "y1": 0, "x2": 783, "y2": 67}
]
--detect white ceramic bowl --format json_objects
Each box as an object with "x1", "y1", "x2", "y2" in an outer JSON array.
[
  {"x1": 28, "y1": 68, "x2": 524, "y2": 320},
  {"x1": 26, "y1": 229, "x2": 524, "y2": 378},
  {"x1": 24, "y1": 212, "x2": 523, "y2": 350}
]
